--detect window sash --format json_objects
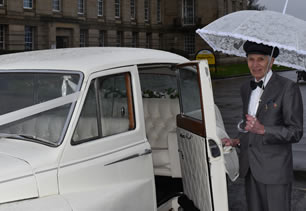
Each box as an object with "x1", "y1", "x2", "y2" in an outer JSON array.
[
  {"x1": 224, "y1": 0, "x2": 228, "y2": 14},
  {"x1": 184, "y1": 34, "x2": 195, "y2": 54},
  {"x1": 80, "y1": 30, "x2": 87, "y2": 47},
  {"x1": 130, "y1": 0, "x2": 135, "y2": 19},
  {"x1": 24, "y1": 0, "x2": 33, "y2": 9},
  {"x1": 115, "y1": 0, "x2": 120, "y2": 18},
  {"x1": 159, "y1": 33, "x2": 163, "y2": 49},
  {"x1": 78, "y1": 0, "x2": 84, "y2": 14},
  {"x1": 146, "y1": 33, "x2": 152, "y2": 48},
  {"x1": 25, "y1": 26, "x2": 33, "y2": 50},
  {"x1": 0, "y1": 25, "x2": 4, "y2": 50},
  {"x1": 132, "y1": 32, "x2": 137, "y2": 48},
  {"x1": 99, "y1": 31, "x2": 105, "y2": 47},
  {"x1": 116, "y1": 31, "x2": 122, "y2": 47},
  {"x1": 53, "y1": 0, "x2": 60, "y2": 11},
  {"x1": 232, "y1": 0, "x2": 236, "y2": 12},
  {"x1": 183, "y1": 0, "x2": 194, "y2": 25},
  {"x1": 144, "y1": 0, "x2": 150, "y2": 21},
  {"x1": 98, "y1": 0, "x2": 103, "y2": 16},
  {"x1": 157, "y1": 0, "x2": 161, "y2": 23}
]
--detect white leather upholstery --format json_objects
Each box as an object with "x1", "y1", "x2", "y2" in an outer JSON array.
[
  {"x1": 1, "y1": 97, "x2": 182, "y2": 178},
  {"x1": 143, "y1": 98, "x2": 182, "y2": 178},
  {"x1": 0, "y1": 115, "x2": 65, "y2": 143},
  {"x1": 1, "y1": 115, "x2": 129, "y2": 144},
  {"x1": 73, "y1": 117, "x2": 98, "y2": 141},
  {"x1": 73, "y1": 117, "x2": 129, "y2": 141}
]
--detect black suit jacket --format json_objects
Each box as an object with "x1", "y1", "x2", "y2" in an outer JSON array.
[{"x1": 239, "y1": 73, "x2": 303, "y2": 184}]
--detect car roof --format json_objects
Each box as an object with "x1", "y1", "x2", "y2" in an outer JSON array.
[{"x1": 0, "y1": 47, "x2": 189, "y2": 75}]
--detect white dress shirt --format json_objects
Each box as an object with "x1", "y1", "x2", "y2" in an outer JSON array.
[{"x1": 248, "y1": 70, "x2": 272, "y2": 116}]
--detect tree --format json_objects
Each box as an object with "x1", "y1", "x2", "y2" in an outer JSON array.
[{"x1": 248, "y1": 0, "x2": 265, "y2": 10}]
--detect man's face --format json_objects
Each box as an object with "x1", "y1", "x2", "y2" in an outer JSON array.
[{"x1": 247, "y1": 54, "x2": 274, "y2": 81}]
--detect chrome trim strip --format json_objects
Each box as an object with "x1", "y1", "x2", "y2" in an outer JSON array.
[{"x1": 105, "y1": 149, "x2": 152, "y2": 166}]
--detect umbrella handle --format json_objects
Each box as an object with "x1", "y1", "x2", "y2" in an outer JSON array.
[{"x1": 282, "y1": 0, "x2": 289, "y2": 14}]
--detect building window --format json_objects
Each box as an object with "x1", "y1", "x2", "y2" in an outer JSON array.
[
  {"x1": 116, "y1": 31, "x2": 123, "y2": 47},
  {"x1": 183, "y1": 0, "x2": 194, "y2": 25},
  {"x1": 98, "y1": 0, "x2": 103, "y2": 16},
  {"x1": 80, "y1": 30, "x2": 87, "y2": 47},
  {"x1": 157, "y1": 0, "x2": 161, "y2": 23},
  {"x1": 159, "y1": 33, "x2": 163, "y2": 49},
  {"x1": 0, "y1": 25, "x2": 5, "y2": 50},
  {"x1": 0, "y1": 0, "x2": 4, "y2": 6},
  {"x1": 115, "y1": 0, "x2": 120, "y2": 18},
  {"x1": 78, "y1": 0, "x2": 84, "y2": 14},
  {"x1": 232, "y1": 0, "x2": 236, "y2": 12},
  {"x1": 25, "y1": 26, "x2": 34, "y2": 50},
  {"x1": 132, "y1": 32, "x2": 138, "y2": 48},
  {"x1": 130, "y1": 0, "x2": 135, "y2": 19},
  {"x1": 99, "y1": 31, "x2": 105, "y2": 46},
  {"x1": 53, "y1": 0, "x2": 60, "y2": 11},
  {"x1": 184, "y1": 34, "x2": 195, "y2": 54},
  {"x1": 144, "y1": 0, "x2": 150, "y2": 22},
  {"x1": 146, "y1": 33, "x2": 152, "y2": 48},
  {"x1": 24, "y1": 0, "x2": 33, "y2": 9},
  {"x1": 224, "y1": 0, "x2": 228, "y2": 14}
]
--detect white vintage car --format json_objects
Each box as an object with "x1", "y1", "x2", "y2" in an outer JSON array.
[{"x1": 0, "y1": 47, "x2": 238, "y2": 211}]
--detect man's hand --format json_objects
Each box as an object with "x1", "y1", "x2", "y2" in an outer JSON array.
[
  {"x1": 222, "y1": 138, "x2": 240, "y2": 147},
  {"x1": 245, "y1": 114, "x2": 265, "y2": 134}
]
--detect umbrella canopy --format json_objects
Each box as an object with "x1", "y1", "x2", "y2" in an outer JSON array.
[{"x1": 196, "y1": 10, "x2": 306, "y2": 70}]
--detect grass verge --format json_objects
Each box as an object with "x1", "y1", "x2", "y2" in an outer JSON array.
[{"x1": 210, "y1": 63, "x2": 293, "y2": 79}]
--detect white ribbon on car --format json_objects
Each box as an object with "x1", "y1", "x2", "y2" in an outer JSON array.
[
  {"x1": 61, "y1": 76, "x2": 78, "y2": 96},
  {"x1": 0, "y1": 92, "x2": 81, "y2": 127}
]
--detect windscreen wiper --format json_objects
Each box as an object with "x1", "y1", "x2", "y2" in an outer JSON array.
[
  {"x1": 0, "y1": 133, "x2": 51, "y2": 145},
  {"x1": 18, "y1": 134, "x2": 49, "y2": 143}
]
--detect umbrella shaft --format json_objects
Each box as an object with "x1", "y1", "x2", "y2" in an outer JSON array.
[
  {"x1": 282, "y1": 0, "x2": 289, "y2": 14},
  {"x1": 257, "y1": 50, "x2": 275, "y2": 112}
]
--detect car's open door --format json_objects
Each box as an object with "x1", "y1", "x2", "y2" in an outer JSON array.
[{"x1": 176, "y1": 60, "x2": 228, "y2": 211}]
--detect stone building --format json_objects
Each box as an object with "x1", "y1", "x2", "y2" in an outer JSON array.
[{"x1": 0, "y1": 0, "x2": 247, "y2": 58}]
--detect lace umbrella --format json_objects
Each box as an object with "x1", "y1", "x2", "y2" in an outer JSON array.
[{"x1": 196, "y1": 10, "x2": 306, "y2": 70}]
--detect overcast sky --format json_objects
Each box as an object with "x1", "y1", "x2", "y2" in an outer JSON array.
[{"x1": 257, "y1": 0, "x2": 306, "y2": 21}]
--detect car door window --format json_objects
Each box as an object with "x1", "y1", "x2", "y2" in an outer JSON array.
[
  {"x1": 99, "y1": 73, "x2": 134, "y2": 136},
  {"x1": 177, "y1": 66, "x2": 202, "y2": 120},
  {"x1": 72, "y1": 81, "x2": 99, "y2": 142},
  {"x1": 72, "y1": 72, "x2": 134, "y2": 144}
]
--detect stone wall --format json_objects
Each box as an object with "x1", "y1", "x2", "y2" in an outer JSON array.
[{"x1": 0, "y1": 0, "x2": 247, "y2": 54}]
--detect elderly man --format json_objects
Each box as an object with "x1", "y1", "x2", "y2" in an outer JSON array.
[{"x1": 223, "y1": 41, "x2": 303, "y2": 211}]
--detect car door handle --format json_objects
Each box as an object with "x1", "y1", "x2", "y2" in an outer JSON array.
[
  {"x1": 209, "y1": 139, "x2": 221, "y2": 158},
  {"x1": 105, "y1": 149, "x2": 152, "y2": 166},
  {"x1": 180, "y1": 133, "x2": 192, "y2": 139},
  {"x1": 139, "y1": 148, "x2": 152, "y2": 156}
]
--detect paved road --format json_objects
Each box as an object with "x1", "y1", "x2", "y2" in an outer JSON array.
[{"x1": 212, "y1": 70, "x2": 306, "y2": 211}]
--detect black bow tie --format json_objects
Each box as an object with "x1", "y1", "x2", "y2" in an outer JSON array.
[{"x1": 250, "y1": 80, "x2": 264, "y2": 90}]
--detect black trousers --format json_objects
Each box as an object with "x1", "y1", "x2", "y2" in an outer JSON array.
[{"x1": 245, "y1": 170, "x2": 291, "y2": 211}]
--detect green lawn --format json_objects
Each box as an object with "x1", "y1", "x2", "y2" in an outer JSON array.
[{"x1": 210, "y1": 63, "x2": 293, "y2": 79}]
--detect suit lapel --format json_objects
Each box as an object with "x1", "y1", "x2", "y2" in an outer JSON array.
[{"x1": 256, "y1": 73, "x2": 277, "y2": 116}]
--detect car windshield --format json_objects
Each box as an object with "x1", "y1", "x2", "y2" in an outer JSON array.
[{"x1": 0, "y1": 71, "x2": 82, "y2": 146}]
